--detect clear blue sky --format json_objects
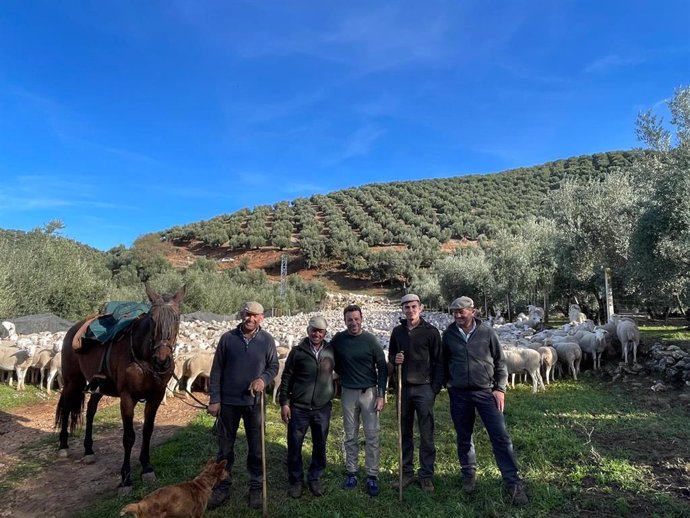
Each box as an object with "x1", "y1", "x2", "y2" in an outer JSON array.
[{"x1": 1, "y1": 1, "x2": 688, "y2": 251}]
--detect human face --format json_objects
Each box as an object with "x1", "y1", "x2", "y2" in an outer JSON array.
[
  {"x1": 452, "y1": 307, "x2": 475, "y2": 330},
  {"x1": 402, "y1": 301, "x2": 422, "y2": 325},
  {"x1": 241, "y1": 312, "x2": 264, "y2": 333},
  {"x1": 308, "y1": 326, "x2": 326, "y2": 347},
  {"x1": 344, "y1": 310, "x2": 363, "y2": 336}
]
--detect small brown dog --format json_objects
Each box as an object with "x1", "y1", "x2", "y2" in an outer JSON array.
[{"x1": 120, "y1": 459, "x2": 228, "y2": 518}]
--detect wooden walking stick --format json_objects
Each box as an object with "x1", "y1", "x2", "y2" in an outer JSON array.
[
  {"x1": 397, "y1": 364, "x2": 403, "y2": 502},
  {"x1": 260, "y1": 390, "x2": 268, "y2": 517}
]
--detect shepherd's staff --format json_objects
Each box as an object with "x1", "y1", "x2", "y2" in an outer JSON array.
[
  {"x1": 397, "y1": 363, "x2": 403, "y2": 502},
  {"x1": 260, "y1": 390, "x2": 268, "y2": 517}
]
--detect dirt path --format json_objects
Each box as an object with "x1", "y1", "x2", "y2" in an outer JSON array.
[{"x1": 0, "y1": 392, "x2": 207, "y2": 518}]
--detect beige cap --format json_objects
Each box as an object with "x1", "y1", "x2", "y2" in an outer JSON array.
[
  {"x1": 449, "y1": 296, "x2": 474, "y2": 311},
  {"x1": 242, "y1": 301, "x2": 264, "y2": 315},
  {"x1": 308, "y1": 315, "x2": 328, "y2": 330},
  {"x1": 400, "y1": 293, "x2": 420, "y2": 304}
]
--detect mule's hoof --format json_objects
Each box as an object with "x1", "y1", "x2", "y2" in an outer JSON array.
[
  {"x1": 57, "y1": 449, "x2": 69, "y2": 459},
  {"x1": 118, "y1": 485, "x2": 133, "y2": 497},
  {"x1": 83, "y1": 454, "x2": 96, "y2": 465},
  {"x1": 142, "y1": 471, "x2": 157, "y2": 484}
]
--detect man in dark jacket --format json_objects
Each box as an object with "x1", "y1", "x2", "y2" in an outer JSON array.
[
  {"x1": 279, "y1": 315, "x2": 335, "y2": 498},
  {"x1": 389, "y1": 293, "x2": 443, "y2": 493},
  {"x1": 442, "y1": 296, "x2": 528, "y2": 505},
  {"x1": 207, "y1": 301, "x2": 279, "y2": 510}
]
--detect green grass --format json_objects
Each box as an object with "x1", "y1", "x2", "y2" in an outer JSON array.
[
  {"x1": 73, "y1": 379, "x2": 690, "y2": 518},
  {"x1": 0, "y1": 383, "x2": 57, "y2": 410},
  {"x1": 640, "y1": 324, "x2": 690, "y2": 345}
]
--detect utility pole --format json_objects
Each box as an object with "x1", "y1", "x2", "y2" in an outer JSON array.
[
  {"x1": 604, "y1": 267, "x2": 614, "y2": 322},
  {"x1": 280, "y1": 254, "x2": 288, "y2": 312}
]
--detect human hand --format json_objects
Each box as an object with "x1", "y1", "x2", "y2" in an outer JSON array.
[
  {"x1": 492, "y1": 390, "x2": 505, "y2": 413},
  {"x1": 280, "y1": 405, "x2": 291, "y2": 424},
  {"x1": 249, "y1": 378, "x2": 265, "y2": 396},
  {"x1": 375, "y1": 396, "x2": 386, "y2": 412},
  {"x1": 207, "y1": 402, "x2": 221, "y2": 417},
  {"x1": 394, "y1": 352, "x2": 404, "y2": 365}
]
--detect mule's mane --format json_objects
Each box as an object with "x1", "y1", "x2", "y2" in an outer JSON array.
[{"x1": 149, "y1": 297, "x2": 181, "y2": 343}]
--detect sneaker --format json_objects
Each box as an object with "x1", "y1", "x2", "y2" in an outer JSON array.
[
  {"x1": 462, "y1": 475, "x2": 476, "y2": 494},
  {"x1": 342, "y1": 473, "x2": 357, "y2": 490},
  {"x1": 207, "y1": 485, "x2": 230, "y2": 510},
  {"x1": 288, "y1": 481, "x2": 303, "y2": 499},
  {"x1": 308, "y1": 479, "x2": 324, "y2": 497},
  {"x1": 391, "y1": 474, "x2": 416, "y2": 490},
  {"x1": 366, "y1": 476, "x2": 379, "y2": 497},
  {"x1": 249, "y1": 488, "x2": 263, "y2": 509},
  {"x1": 419, "y1": 478, "x2": 435, "y2": 493},
  {"x1": 507, "y1": 483, "x2": 529, "y2": 506}
]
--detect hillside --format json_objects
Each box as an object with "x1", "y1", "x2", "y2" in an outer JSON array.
[{"x1": 161, "y1": 150, "x2": 641, "y2": 287}]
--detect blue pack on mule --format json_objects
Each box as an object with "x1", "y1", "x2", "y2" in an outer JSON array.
[{"x1": 72, "y1": 301, "x2": 151, "y2": 351}]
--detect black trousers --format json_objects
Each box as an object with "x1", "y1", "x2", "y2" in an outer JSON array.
[
  {"x1": 287, "y1": 402, "x2": 332, "y2": 484},
  {"x1": 400, "y1": 384, "x2": 437, "y2": 480},
  {"x1": 215, "y1": 403, "x2": 263, "y2": 490}
]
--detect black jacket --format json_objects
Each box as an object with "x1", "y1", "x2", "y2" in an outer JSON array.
[
  {"x1": 278, "y1": 338, "x2": 335, "y2": 410},
  {"x1": 441, "y1": 318, "x2": 507, "y2": 393},
  {"x1": 388, "y1": 318, "x2": 444, "y2": 394}
]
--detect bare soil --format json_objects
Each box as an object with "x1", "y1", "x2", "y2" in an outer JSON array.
[{"x1": 0, "y1": 393, "x2": 207, "y2": 518}]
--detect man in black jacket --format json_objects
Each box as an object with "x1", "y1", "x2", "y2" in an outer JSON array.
[
  {"x1": 389, "y1": 293, "x2": 443, "y2": 493},
  {"x1": 442, "y1": 296, "x2": 528, "y2": 505},
  {"x1": 207, "y1": 301, "x2": 279, "y2": 510},
  {"x1": 279, "y1": 315, "x2": 335, "y2": 498}
]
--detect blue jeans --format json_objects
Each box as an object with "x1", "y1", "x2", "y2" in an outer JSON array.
[
  {"x1": 287, "y1": 403, "x2": 332, "y2": 484},
  {"x1": 215, "y1": 403, "x2": 263, "y2": 490},
  {"x1": 448, "y1": 387, "x2": 520, "y2": 486}
]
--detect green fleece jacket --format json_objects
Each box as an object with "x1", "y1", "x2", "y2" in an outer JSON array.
[{"x1": 278, "y1": 338, "x2": 335, "y2": 409}]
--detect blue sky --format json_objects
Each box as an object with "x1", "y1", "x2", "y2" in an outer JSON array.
[{"x1": 1, "y1": 1, "x2": 688, "y2": 251}]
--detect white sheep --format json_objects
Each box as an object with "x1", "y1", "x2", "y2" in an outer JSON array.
[
  {"x1": 568, "y1": 304, "x2": 587, "y2": 325},
  {"x1": 503, "y1": 347, "x2": 544, "y2": 393},
  {"x1": 549, "y1": 340, "x2": 582, "y2": 380},
  {"x1": 612, "y1": 316, "x2": 641, "y2": 364},
  {"x1": 0, "y1": 341, "x2": 36, "y2": 390},
  {"x1": 538, "y1": 346, "x2": 558, "y2": 384},
  {"x1": 573, "y1": 328, "x2": 608, "y2": 371},
  {"x1": 45, "y1": 352, "x2": 63, "y2": 395}
]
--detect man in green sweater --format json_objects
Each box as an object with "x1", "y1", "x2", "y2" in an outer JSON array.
[
  {"x1": 331, "y1": 304, "x2": 388, "y2": 497},
  {"x1": 278, "y1": 315, "x2": 335, "y2": 498}
]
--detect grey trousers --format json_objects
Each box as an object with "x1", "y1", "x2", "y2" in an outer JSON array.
[{"x1": 341, "y1": 386, "x2": 380, "y2": 477}]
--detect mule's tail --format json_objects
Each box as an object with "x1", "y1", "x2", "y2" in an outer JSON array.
[{"x1": 54, "y1": 390, "x2": 85, "y2": 433}]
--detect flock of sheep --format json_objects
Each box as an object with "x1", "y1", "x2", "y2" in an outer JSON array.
[{"x1": 0, "y1": 299, "x2": 642, "y2": 401}]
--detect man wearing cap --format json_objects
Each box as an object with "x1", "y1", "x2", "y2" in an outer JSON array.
[
  {"x1": 278, "y1": 315, "x2": 335, "y2": 498},
  {"x1": 388, "y1": 294, "x2": 443, "y2": 493},
  {"x1": 442, "y1": 296, "x2": 528, "y2": 505},
  {"x1": 207, "y1": 301, "x2": 279, "y2": 510},
  {"x1": 331, "y1": 304, "x2": 388, "y2": 497}
]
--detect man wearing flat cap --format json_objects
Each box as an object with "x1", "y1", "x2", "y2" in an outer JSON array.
[
  {"x1": 208, "y1": 301, "x2": 279, "y2": 510},
  {"x1": 442, "y1": 296, "x2": 528, "y2": 505},
  {"x1": 279, "y1": 314, "x2": 335, "y2": 498},
  {"x1": 388, "y1": 293, "x2": 443, "y2": 493}
]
